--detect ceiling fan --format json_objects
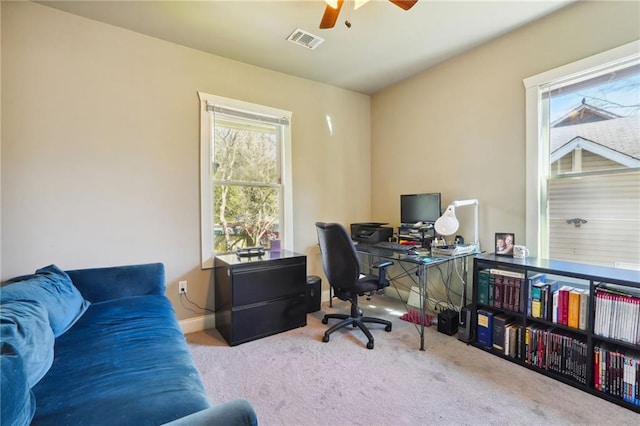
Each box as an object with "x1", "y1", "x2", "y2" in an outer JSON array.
[{"x1": 320, "y1": 0, "x2": 418, "y2": 29}]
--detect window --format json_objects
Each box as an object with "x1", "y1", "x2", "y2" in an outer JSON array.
[
  {"x1": 524, "y1": 41, "x2": 640, "y2": 269},
  {"x1": 199, "y1": 93, "x2": 293, "y2": 268}
]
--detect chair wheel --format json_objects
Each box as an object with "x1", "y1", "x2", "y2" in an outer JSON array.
[
  {"x1": 385, "y1": 324, "x2": 392, "y2": 332},
  {"x1": 322, "y1": 318, "x2": 328, "y2": 325},
  {"x1": 322, "y1": 335, "x2": 330, "y2": 343},
  {"x1": 367, "y1": 341, "x2": 374, "y2": 349}
]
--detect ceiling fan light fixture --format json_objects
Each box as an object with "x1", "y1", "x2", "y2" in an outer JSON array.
[
  {"x1": 320, "y1": 0, "x2": 417, "y2": 29},
  {"x1": 354, "y1": 0, "x2": 372, "y2": 10}
]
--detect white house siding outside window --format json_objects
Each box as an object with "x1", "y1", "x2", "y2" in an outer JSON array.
[{"x1": 524, "y1": 41, "x2": 640, "y2": 269}]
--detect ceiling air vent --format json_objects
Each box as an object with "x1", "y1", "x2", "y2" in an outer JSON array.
[{"x1": 286, "y1": 28, "x2": 325, "y2": 50}]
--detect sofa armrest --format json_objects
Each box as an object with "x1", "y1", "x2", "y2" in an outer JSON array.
[
  {"x1": 65, "y1": 263, "x2": 165, "y2": 303},
  {"x1": 162, "y1": 399, "x2": 257, "y2": 426}
]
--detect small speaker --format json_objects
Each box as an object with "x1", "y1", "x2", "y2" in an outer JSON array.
[
  {"x1": 437, "y1": 309, "x2": 459, "y2": 336},
  {"x1": 458, "y1": 305, "x2": 475, "y2": 343},
  {"x1": 306, "y1": 275, "x2": 321, "y2": 313}
]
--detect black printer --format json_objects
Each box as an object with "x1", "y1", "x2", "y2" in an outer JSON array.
[{"x1": 350, "y1": 223, "x2": 393, "y2": 243}]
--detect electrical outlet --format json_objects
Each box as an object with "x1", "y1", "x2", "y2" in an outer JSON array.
[{"x1": 178, "y1": 280, "x2": 187, "y2": 295}]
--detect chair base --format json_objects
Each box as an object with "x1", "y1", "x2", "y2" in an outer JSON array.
[{"x1": 322, "y1": 313, "x2": 392, "y2": 349}]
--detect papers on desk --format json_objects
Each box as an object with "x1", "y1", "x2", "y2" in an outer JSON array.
[
  {"x1": 431, "y1": 244, "x2": 476, "y2": 256},
  {"x1": 412, "y1": 249, "x2": 431, "y2": 257}
]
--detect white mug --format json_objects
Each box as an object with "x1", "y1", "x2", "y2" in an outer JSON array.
[{"x1": 513, "y1": 245, "x2": 529, "y2": 258}]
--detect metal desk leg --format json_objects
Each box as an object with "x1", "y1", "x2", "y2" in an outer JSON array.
[
  {"x1": 419, "y1": 264, "x2": 426, "y2": 351},
  {"x1": 462, "y1": 256, "x2": 468, "y2": 306}
]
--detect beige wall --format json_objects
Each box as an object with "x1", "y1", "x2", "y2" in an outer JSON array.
[
  {"x1": 371, "y1": 0, "x2": 640, "y2": 253},
  {"x1": 3, "y1": 1, "x2": 639, "y2": 322},
  {"x1": 0, "y1": 2, "x2": 371, "y2": 320}
]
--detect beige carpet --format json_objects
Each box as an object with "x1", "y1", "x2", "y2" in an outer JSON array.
[{"x1": 186, "y1": 296, "x2": 638, "y2": 425}]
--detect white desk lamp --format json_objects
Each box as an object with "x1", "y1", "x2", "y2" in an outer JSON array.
[
  {"x1": 434, "y1": 199, "x2": 479, "y2": 311},
  {"x1": 434, "y1": 199, "x2": 479, "y2": 251}
]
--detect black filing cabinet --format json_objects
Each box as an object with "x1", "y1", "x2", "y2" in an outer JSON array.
[{"x1": 214, "y1": 250, "x2": 307, "y2": 346}]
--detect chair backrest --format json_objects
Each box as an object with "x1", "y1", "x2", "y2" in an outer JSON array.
[{"x1": 315, "y1": 222, "x2": 361, "y2": 291}]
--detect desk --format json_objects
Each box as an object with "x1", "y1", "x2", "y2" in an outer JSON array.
[
  {"x1": 354, "y1": 243, "x2": 475, "y2": 351},
  {"x1": 214, "y1": 250, "x2": 307, "y2": 346}
]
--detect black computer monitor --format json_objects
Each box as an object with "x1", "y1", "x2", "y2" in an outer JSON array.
[{"x1": 400, "y1": 193, "x2": 442, "y2": 225}]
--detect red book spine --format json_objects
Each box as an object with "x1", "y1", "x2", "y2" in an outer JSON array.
[{"x1": 560, "y1": 288, "x2": 569, "y2": 326}]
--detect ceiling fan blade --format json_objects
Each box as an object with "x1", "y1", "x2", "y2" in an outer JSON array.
[
  {"x1": 389, "y1": 0, "x2": 418, "y2": 11},
  {"x1": 319, "y1": 0, "x2": 344, "y2": 29}
]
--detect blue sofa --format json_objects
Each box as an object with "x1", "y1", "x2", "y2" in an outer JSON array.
[{"x1": 0, "y1": 263, "x2": 257, "y2": 426}]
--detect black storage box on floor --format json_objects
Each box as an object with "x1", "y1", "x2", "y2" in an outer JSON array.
[
  {"x1": 306, "y1": 275, "x2": 321, "y2": 313},
  {"x1": 437, "y1": 309, "x2": 459, "y2": 335}
]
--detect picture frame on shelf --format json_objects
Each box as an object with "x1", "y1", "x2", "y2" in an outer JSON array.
[{"x1": 495, "y1": 232, "x2": 515, "y2": 256}]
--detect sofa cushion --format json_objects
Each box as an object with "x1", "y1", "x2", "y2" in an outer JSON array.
[
  {"x1": 0, "y1": 342, "x2": 37, "y2": 426},
  {"x1": 1, "y1": 264, "x2": 90, "y2": 337},
  {"x1": 0, "y1": 300, "x2": 55, "y2": 387},
  {"x1": 65, "y1": 262, "x2": 166, "y2": 303},
  {"x1": 32, "y1": 295, "x2": 211, "y2": 425}
]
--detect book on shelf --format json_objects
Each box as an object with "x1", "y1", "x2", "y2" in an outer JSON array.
[
  {"x1": 477, "y1": 309, "x2": 494, "y2": 349},
  {"x1": 578, "y1": 289, "x2": 589, "y2": 331},
  {"x1": 594, "y1": 344, "x2": 640, "y2": 405},
  {"x1": 568, "y1": 289, "x2": 581, "y2": 329},
  {"x1": 516, "y1": 326, "x2": 523, "y2": 360},
  {"x1": 530, "y1": 282, "x2": 544, "y2": 319},
  {"x1": 504, "y1": 323, "x2": 521, "y2": 359},
  {"x1": 489, "y1": 268, "x2": 525, "y2": 279},
  {"x1": 493, "y1": 274, "x2": 504, "y2": 309},
  {"x1": 504, "y1": 323, "x2": 512, "y2": 356},
  {"x1": 524, "y1": 325, "x2": 588, "y2": 384},
  {"x1": 486, "y1": 269, "x2": 525, "y2": 313},
  {"x1": 513, "y1": 277, "x2": 523, "y2": 313},
  {"x1": 488, "y1": 272, "x2": 495, "y2": 307},
  {"x1": 477, "y1": 269, "x2": 490, "y2": 305},
  {"x1": 503, "y1": 277, "x2": 519, "y2": 312},
  {"x1": 492, "y1": 314, "x2": 513, "y2": 352},
  {"x1": 528, "y1": 279, "x2": 558, "y2": 320},
  {"x1": 594, "y1": 283, "x2": 640, "y2": 345},
  {"x1": 525, "y1": 324, "x2": 544, "y2": 368},
  {"x1": 543, "y1": 280, "x2": 560, "y2": 321},
  {"x1": 542, "y1": 283, "x2": 588, "y2": 330},
  {"x1": 526, "y1": 273, "x2": 546, "y2": 317},
  {"x1": 558, "y1": 285, "x2": 573, "y2": 326}
]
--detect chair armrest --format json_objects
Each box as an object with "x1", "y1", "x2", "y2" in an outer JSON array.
[
  {"x1": 162, "y1": 399, "x2": 257, "y2": 426},
  {"x1": 372, "y1": 260, "x2": 393, "y2": 269},
  {"x1": 371, "y1": 260, "x2": 394, "y2": 287}
]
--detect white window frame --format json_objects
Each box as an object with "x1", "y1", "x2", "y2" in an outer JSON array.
[
  {"x1": 198, "y1": 92, "x2": 293, "y2": 269},
  {"x1": 523, "y1": 40, "x2": 640, "y2": 258}
]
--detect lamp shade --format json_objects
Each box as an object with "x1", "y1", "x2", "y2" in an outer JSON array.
[{"x1": 434, "y1": 205, "x2": 459, "y2": 236}]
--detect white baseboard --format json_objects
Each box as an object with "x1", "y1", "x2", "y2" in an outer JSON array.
[{"x1": 179, "y1": 313, "x2": 215, "y2": 334}]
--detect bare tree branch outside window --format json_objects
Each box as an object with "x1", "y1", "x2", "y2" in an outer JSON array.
[{"x1": 212, "y1": 116, "x2": 280, "y2": 253}]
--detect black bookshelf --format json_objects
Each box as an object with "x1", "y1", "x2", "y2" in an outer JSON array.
[{"x1": 471, "y1": 253, "x2": 640, "y2": 413}]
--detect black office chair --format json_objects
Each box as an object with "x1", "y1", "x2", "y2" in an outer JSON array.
[{"x1": 315, "y1": 222, "x2": 393, "y2": 349}]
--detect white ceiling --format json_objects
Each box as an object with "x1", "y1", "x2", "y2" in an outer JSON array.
[{"x1": 36, "y1": 0, "x2": 578, "y2": 94}]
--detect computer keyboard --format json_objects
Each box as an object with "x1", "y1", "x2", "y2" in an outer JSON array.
[{"x1": 373, "y1": 241, "x2": 415, "y2": 252}]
